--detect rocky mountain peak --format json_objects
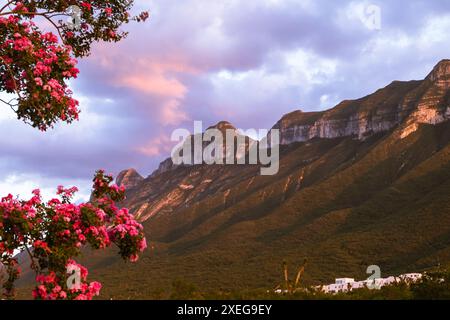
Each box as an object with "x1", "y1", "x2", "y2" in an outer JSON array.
[
  {"x1": 276, "y1": 109, "x2": 322, "y2": 127},
  {"x1": 426, "y1": 59, "x2": 450, "y2": 83},
  {"x1": 148, "y1": 121, "x2": 255, "y2": 179},
  {"x1": 281, "y1": 109, "x2": 304, "y2": 118},
  {"x1": 148, "y1": 158, "x2": 176, "y2": 178},
  {"x1": 207, "y1": 121, "x2": 237, "y2": 133},
  {"x1": 116, "y1": 168, "x2": 144, "y2": 190}
]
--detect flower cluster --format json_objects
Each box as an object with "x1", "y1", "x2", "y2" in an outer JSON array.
[
  {"x1": 0, "y1": 1, "x2": 148, "y2": 130},
  {"x1": 109, "y1": 208, "x2": 148, "y2": 262},
  {"x1": 1, "y1": 15, "x2": 80, "y2": 130},
  {"x1": 32, "y1": 260, "x2": 101, "y2": 300},
  {"x1": 0, "y1": 170, "x2": 147, "y2": 300}
]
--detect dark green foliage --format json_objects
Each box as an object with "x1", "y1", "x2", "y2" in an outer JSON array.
[{"x1": 411, "y1": 269, "x2": 450, "y2": 300}]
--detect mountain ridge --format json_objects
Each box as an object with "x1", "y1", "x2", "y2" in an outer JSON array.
[
  {"x1": 17, "y1": 60, "x2": 450, "y2": 299},
  {"x1": 128, "y1": 59, "x2": 450, "y2": 182}
]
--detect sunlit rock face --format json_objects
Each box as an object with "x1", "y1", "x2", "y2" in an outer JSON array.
[
  {"x1": 116, "y1": 168, "x2": 144, "y2": 190},
  {"x1": 399, "y1": 60, "x2": 450, "y2": 139},
  {"x1": 149, "y1": 158, "x2": 177, "y2": 178},
  {"x1": 427, "y1": 59, "x2": 450, "y2": 88},
  {"x1": 274, "y1": 60, "x2": 450, "y2": 144}
]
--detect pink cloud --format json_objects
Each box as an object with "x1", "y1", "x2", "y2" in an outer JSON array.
[
  {"x1": 136, "y1": 134, "x2": 175, "y2": 157},
  {"x1": 120, "y1": 74, "x2": 187, "y2": 97},
  {"x1": 160, "y1": 99, "x2": 189, "y2": 125},
  {"x1": 113, "y1": 59, "x2": 200, "y2": 97}
]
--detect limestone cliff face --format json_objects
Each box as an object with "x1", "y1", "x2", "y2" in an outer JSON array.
[
  {"x1": 273, "y1": 60, "x2": 450, "y2": 144},
  {"x1": 427, "y1": 59, "x2": 450, "y2": 86},
  {"x1": 400, "y1": 60, "x2": 450, "y2": 138}
]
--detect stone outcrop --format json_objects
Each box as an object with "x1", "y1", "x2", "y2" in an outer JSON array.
[
  {"x1": 273, "y1": 60, "x2": 450, "y2": 144},
  {"x1": 149, "y1": 158, "x2": 177, "y2": 178},
  {"x1": 116, "y1": 168, "x2": 144, "y2": 190}
]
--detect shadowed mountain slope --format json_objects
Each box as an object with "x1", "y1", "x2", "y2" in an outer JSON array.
[{"x1": 16, "y1": 60, "x2": 450, "y2": 299}]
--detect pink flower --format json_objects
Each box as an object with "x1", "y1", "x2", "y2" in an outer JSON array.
[
  {"x1": 41, "y1": 32, "x2": 58, "y2": 44},
  {"x1": 138, "y1": 238, "x2": 148, "y2": 252},
  {"x1": 34, "y1": 77, "x2": 43, "y2": 86},
  {"x1": 38, "y1": 285, "x2": 47, "y2": 296},
  {"x1": 81, "y1": 2, "x2": 92, "y2": 11},
  {"x1": 89, "y1": 281, "x2": 102, "y2": 295},
  {"x1": 52, "y1": 285, "x2": 62, "y2": 293},
  {"x1": 13, "y1": 36, "x2": 33, "y2": 51},
  {"x1": 26, "y1": 210, "x2": 36, "y2": 219},
  {"x1": 13, "y1": 2, "x2": 28, "y2": 13},
  {"x1": 34, "y1": 240, "x2": 51, "y2": 253},
  {"x1": 56, "y1": 185, "x2": 64, "y2": 194},
  {"x1": 34, "y1": 62, "x2": 51, "y2": 76}
]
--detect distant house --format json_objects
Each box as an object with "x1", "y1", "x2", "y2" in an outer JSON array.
[{"x1": 319, "y1": 273, "x2": 423, "y2": 294}]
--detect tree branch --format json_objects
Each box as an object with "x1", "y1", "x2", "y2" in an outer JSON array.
[
  {"x1": 0, "y1": 56, "x2": 23, "y2": 101},
  {"x1": 0, "y1": 11, "x2": 66, "y2": 44},
  {"x1": 24, "y1": 244, "x2": 40, "y2": 276},
  {"x1": 0, "y1": 1, "x2": 14, "y2": 14}
]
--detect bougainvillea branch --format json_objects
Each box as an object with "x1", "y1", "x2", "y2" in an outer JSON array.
[
  {"x1": 0, "y1": 0, "x2": 149, "y2": 130},
  {"x1": 0, "y1": 170, "x2": 147, "y2": 300}
]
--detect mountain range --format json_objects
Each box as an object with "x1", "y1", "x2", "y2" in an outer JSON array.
[{"x1": 19, "y1": 59, "x2": 450, "y2": 298}]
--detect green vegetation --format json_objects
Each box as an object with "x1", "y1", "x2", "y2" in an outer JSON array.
[
  {"x1": 15, "y1": 120, "x2": 450, "y2": 299},
  {"x1": 95, "y1": 269, "x2": 450, "y2": 300}
]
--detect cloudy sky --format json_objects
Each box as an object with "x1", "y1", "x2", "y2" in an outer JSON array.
[{"x1": 1, "y1": 0, "x2": 450, "y2": 201}]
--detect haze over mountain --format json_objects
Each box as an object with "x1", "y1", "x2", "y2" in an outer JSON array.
[{"x1": 17, "y1": 60, "x2": 450, "y2": 298}]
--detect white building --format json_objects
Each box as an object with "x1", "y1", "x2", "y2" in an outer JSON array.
[
  {"x1": 319, "y1": 273, "x2": 423, "y2": 294},
  {"x1": 399, "y1": 273, "x2": 422, "y2": 283}
]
